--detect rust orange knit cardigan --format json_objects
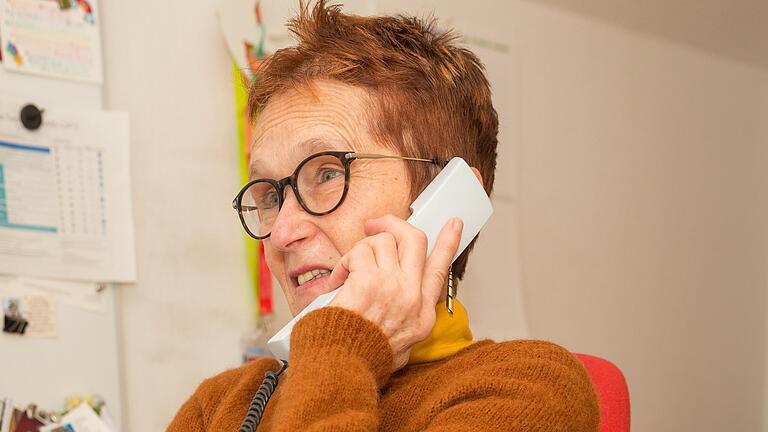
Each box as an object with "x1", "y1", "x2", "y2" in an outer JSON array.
[{"x1": 169, "y1": 307, "x2": 599, "y2": 431}]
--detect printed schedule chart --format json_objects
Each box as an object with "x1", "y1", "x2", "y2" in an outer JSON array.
[
  {"x1": 0, "y1": 140, "x2": 58, "y2": 233},
  {"x1": 0, "y1": 103, "x2": 135, "y2": 282},
  {"x1": 0, "y1": 138, "x2": 107, "y2": 234}
]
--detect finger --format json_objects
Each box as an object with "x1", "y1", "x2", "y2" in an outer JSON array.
[
  {"x1": 365, "y1": 215, "x2": 427, "y2": 275},
  {"x1": 422, "y1": 218, "x2": 463, "y2": 303},
  {"x1": 348, "y1": 242, "x2": 378, "y2": 271},
  {"x1": 325, "y1": 243, "x2": 377, "y2": 291},
  {"x1": 325, "y1": 258, "x2": 349, "y2": 291},
  {"x1": 363, "y1": 232, "x2": 399, "y2": 271}
]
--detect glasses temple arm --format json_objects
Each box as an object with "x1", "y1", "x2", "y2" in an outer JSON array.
[{"x1": 345, "y1": 152, "x2": 448, "y2": 166}]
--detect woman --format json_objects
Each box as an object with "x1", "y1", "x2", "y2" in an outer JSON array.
[{"x1": 170, "y1": 2, "x2": 599, "y2": 430}]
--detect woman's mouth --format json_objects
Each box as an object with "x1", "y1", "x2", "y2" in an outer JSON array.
[{"x1": 296, "y1": 269, "x2": 331, "y2": 286}]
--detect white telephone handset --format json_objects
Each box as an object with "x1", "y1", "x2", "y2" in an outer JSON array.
[{"x1": 267, "y1": 157, "x2": 493, "y2": 360}]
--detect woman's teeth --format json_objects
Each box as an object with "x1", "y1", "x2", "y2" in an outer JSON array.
[{"x1": 297, "y1": 269, "x2": 330, "y2": 285}]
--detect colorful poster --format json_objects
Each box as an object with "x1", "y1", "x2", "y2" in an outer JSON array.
[
  {"x1": 0, "y1": 0, "x2": 103, "y2": 83},
  {"x1": 232, "y1": 61, "x2": 270, "y2": 317}
]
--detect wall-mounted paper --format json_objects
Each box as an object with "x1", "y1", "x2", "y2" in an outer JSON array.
[
  {"x1": 20, "y1": 276, "x2": 106, "y2": 313},
  {"x1": 23, "y1": 293, "x2": 57, "y2": 337},
  {"x1": 0, "y1": 99, "x2": 136, "y2": 282},
  {"x1": 0, "y1": 0, "x2": 103, "y2": 83},
  {"x1": 2, "y1": 292, "x2": 57, "y2": 338}
]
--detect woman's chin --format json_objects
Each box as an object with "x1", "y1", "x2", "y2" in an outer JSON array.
[{"x1": 294, "y1": 274, "x2": 332, "y2": 312}]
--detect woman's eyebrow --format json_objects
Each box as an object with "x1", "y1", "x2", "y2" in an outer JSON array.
[
  {"x1": 299, "y1": 138, "x2": 340, "y2": 153},
  {"x1": 248, "y1": 160, "x2": 265, "y2": 180},
  {"x1": 247, "y1": 138, "x2": 345, "y2": 179}
]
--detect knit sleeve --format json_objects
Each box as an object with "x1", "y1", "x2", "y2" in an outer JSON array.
[
  {"x1": 422, "y1": 340, "x2": 600, "y2": 431},
  {"x1": 258, "y1": 306, "x2": 394, "y2": 431}
]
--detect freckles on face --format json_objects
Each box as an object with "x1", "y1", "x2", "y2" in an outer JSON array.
[{"x1": 250, "y1": 81, "x2": 412, "y2": 314}]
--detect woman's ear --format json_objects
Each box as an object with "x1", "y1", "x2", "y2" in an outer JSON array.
[{"x1": 470, "y1": 167, "x2": 483, "y2": 186}]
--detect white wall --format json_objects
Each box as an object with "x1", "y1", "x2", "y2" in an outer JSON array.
[
  {"x1": 510, "y1": 2, "x2": 767, "y2": 431},
  {"x1": 100, "y1": 1, "x2": 254, "y2": 430},
  {"x1": 99, "y1": 0, "x2": 767, "y2": 430}
]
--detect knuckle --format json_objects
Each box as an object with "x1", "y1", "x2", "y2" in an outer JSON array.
[
  {"x1": 349, "y1": 242, "x2": 371, "y2": 259},
  {"x1": 375, "y1": 231, "x2": 396, "y2": 247},
  {"x1": 412, "y1": 229, "x2": 428, "y2": 250},
  {"x1": 350, "y1": 242, "x2": 365, "y2": 254},
  {"x1": 430, "y1": 267, "x2": 448, "y2": 284}
]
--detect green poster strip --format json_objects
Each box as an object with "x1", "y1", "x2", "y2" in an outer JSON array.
[{"x1": 233, "y1": 61, "x2": 261, "y2": 319}]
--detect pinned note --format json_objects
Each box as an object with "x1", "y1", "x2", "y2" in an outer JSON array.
[{"x1": 2, "y1": 293, "x2": 57, "y2": 337}]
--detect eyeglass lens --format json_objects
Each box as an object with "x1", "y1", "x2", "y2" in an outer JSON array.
[{"x1": 239, "y1": 153, "x2": 347, "y2": 238}]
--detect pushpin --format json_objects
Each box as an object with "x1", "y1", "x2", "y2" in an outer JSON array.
[{"x1": 20, "y1": 104, "x2": 43, "y2": 131}]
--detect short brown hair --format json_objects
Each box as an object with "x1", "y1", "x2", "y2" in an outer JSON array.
[{"x1": 249, "y1": 1, "x2": 499, "y2": 281}]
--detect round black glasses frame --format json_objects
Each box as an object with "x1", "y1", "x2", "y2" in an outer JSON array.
[{"x1": 232, "y1": 151, "x2": 449, "y2": 240}]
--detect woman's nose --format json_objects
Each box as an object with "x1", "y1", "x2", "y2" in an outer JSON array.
[{"x1": 268, "y1": 187, "x2": 313, "y2": 249}]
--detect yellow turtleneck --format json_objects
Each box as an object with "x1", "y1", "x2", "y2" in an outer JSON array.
[{"x1": 408, "y1": 299, "x2": 474, "y2": 364}]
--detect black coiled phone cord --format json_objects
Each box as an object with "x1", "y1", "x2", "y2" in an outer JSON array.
[{"x1": 237, "y1": 360, "x2": 288, "y2": 432}]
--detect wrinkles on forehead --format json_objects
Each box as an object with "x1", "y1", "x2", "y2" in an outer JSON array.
[
  {"x1": 248, "y1": 138, "x2": 340, "y2": 179},
  {"x1": 248, "y1": 81, "x2": 374, "y2": 180}
]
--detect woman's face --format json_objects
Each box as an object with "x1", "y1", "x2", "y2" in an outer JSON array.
[{"x1": 249, "y1": 80, "x2": 413, "y2": 314}]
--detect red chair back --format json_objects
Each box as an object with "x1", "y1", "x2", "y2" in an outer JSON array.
[{"x1": 574, "y1": 354, "x2": 630, "y2": 432}]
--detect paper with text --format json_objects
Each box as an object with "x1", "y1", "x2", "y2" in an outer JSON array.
[{"x1": 0, "y1": 99, "x2": 136, "y2": 282}]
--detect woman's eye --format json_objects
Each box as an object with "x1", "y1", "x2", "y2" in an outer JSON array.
[
  {"x1": 319, "y1": 168, "x2": 342, "y2": 183},
  {"x1": 261, "y1": 191, "x2": 279, "y2": 208}
]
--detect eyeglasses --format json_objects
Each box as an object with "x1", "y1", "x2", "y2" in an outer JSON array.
[{"x1": 232, "y1": 151, "x2": 447, "y2": 240}]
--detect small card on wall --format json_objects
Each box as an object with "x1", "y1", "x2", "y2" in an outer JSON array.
[
  {"x1": 2, "y1": 293, "x2": 57, "y2": 337},
  {"x1": 0, "y1": 0, "x2": 103, "y2": 83}
]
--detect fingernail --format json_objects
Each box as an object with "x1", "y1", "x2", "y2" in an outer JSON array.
[{"x1": 452, "y1": 218, "x2": 462, "y2": 231}]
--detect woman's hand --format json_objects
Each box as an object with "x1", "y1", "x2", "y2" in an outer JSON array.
[{"x1": 326, "y1": 214, "x2": 463, "y2": 370}]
